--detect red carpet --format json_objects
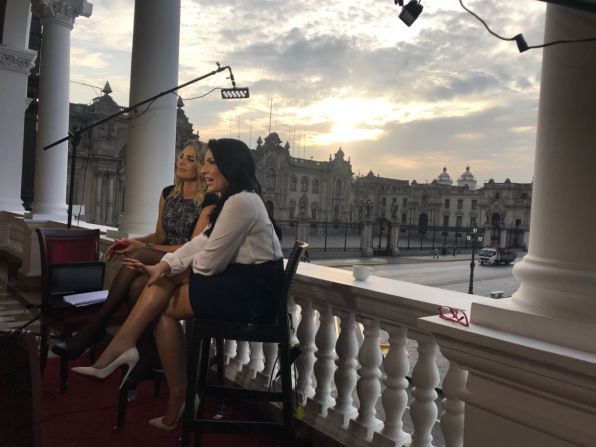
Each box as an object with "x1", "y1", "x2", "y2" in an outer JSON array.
[{"x1": 41, "y1": 357, "x2": 286, "y2": 447}]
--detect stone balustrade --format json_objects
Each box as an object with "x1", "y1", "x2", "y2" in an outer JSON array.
[{"x1": 219, "y1": 262, "x2": 493, "y2": 447}]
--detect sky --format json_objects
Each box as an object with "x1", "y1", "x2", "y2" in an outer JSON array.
[{"x1": 68, "y1": 0, "x2": 548, "y2": 185}]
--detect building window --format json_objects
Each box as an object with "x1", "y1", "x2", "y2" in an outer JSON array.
[
  {"x1": 312, "y1": 179, "x2": 319, "y2": 193},
  {"x1": 422, "y1": 194, "x2": 428, "y2": 206},
  {"x1": 402, "y1": 198, "x2": 408, "y2": 208},
  {"x1": 470, "y1": 216, "x2": 477, "y2": 226},
  {"x1": 290, "y1": 176, "x2": 297, "y2": 192},
  {"x1": 444, "y1": 199, "x2": 450, "y2": 209},
  {"x1": 335, "y1": 179, "x2": 342, "y2": 197},
  {"x1": 401, "y1": 213, "x2": 407, "y2": 224},
  {"x1": 443, "y1": 215, "x2": 449, "y2": 227},
  {"x1": 382, "y1": 197, "x2": 386, "y2": 206},
  {"x1": 288, "y1": 200, "x2": 295, "y2": 219},
  {"x1": 471, "y1": 200, "x2": 477, "y2": 210},
  {"x1": 265, "y1": 168, "x2": 276, "y2": 190},
  {"x1": 456, "y1": 215, "x2": 463, "y2": 227},
  {"x1": 520, "y1": 192, "x2": 527, "y2": 199},
  {"x1": 301, "y1": 176, "x2": 309, "y2": 192},
  {"x1": 312, "y1": 207, "x2": 317, "y2": 220},
  {"x1": 496, "y1": 192, "x2": 500, "y2": 199},
  {"x1": 457, "y1": 199, "x2": 463, "y2": 210}
]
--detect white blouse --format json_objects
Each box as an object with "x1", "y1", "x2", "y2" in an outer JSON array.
[{"x1": 161, "y1": 191, "x2": 283, "y2": 276}]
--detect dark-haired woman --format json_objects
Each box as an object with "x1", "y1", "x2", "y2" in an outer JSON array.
[{"x1": 72, "y1": 138, "x2": 283, "y2": 430}]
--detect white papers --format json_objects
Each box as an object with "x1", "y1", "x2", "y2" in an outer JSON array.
[{"x1": 63, "y1": 290, "x2": 109, "y2": 307}]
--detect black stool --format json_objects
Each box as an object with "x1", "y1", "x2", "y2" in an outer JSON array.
[{"x1": 180, "y1": 241, "x2": 308, "y2": 447}]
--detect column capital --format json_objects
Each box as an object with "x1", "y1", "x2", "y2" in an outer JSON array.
[
  {"x1": 31, "y1": 0, "x2": 92, "y2": 28},
  {"x1": 0, "y1": 47, "x2": 37, "y2": 74}
]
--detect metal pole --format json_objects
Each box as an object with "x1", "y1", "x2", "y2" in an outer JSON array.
[{"x1": 468, "y1": 238, "x2": 476, "y2": 294}]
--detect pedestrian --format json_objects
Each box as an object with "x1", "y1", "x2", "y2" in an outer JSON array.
[{"x1": 432, "y1": 248, "x2": 439, "y2": 259}]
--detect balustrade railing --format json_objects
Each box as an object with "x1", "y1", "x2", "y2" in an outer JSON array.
[{"x1": 217, "y1": 262, "x2": 489, "y2": 447}]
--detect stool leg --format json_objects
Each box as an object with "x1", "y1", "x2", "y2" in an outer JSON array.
[
  {"x1": 115, "y1": 386, "x2": 128, "y2": 429},
  {"x1": 279, "y1": 343, "x2": 296, "y2": 447},
  {"x1": 194, "y1": 337, "x2": 212, "y2": 447},
  {"x1": 181, "y1": 320, "x2": 199, "y2": 447}
]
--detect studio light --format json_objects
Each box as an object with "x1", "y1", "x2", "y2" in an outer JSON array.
[
  {"x1": 221, "y1": 87, "x2": 250, "y2": 99},
  {"x1": 398, "y1": 0, "x2": 423, "y2": 27}
]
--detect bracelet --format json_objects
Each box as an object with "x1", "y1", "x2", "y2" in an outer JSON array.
[{"x1": 145, "y1": 242, "x2": 154, "y2": 249}]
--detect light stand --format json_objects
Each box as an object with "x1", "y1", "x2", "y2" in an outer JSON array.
[
  {"x1": 44, "y1": 64, "x2": 246, "y2": 228},
  {"x1": 466, "y1": 225, "x2": 483, "y2": 294}
]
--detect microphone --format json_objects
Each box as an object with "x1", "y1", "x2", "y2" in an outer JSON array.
[{"x1": 221, "y1": 66, "x2": 250, "y2": 99}]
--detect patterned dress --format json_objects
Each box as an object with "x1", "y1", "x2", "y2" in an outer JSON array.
[{"x1": 160, "y1": 185, "x2": 218, "y2": 244}]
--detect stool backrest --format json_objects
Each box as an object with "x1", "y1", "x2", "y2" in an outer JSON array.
[{"x1": 277, "y1": 241, "x2": 308, "y2": 333}]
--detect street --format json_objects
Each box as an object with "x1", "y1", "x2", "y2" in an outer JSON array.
[{"x1": 332, "y1": 255, "x2": 522, "y2": 298}]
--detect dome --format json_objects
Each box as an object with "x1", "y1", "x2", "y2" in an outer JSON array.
[
  {"x1": 457, "y1": 166, "x2": 477, "y2": 190},
  {"x1": 436, "y1": 167, "x2": 452, "y2": 185}
]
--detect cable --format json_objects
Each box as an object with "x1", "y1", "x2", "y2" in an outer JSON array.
[
  {"x1": 180, "y1": 87, "x2": 224, "y2": 101},
  {"x1": 459, "y1": 0, "x2": 596, "y2": 53}
]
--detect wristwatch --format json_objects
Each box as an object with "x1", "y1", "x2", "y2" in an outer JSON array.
[{"x1": 145, "y1": 242, "x2": 154, "y2": 249}]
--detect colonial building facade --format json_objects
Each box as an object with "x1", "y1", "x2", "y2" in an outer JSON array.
[{"x1": 252, "y1": 133, "x2": 532, "y2": 249}]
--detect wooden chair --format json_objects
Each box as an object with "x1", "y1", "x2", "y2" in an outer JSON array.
[
  {"x1": 181, "y1": 240, "x2": 308, "y2": 447},
  {"x1": 0, "y1": 329, "x2": 41, "y2": 447},
  {"x1": 34, "y1": 227, "x2": 118, "y2": 392}
]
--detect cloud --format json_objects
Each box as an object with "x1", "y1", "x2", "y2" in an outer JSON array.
[{"x1": 68, "y1": 0, "x2": 547, "y2": 184}]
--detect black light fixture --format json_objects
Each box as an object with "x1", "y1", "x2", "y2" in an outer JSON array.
[
  {"x1": 395, "y1": 0, "x2": 423, "y2": 27},
  {"x1": 221, "y1": 87, "x2": 250, "y2": 99}
]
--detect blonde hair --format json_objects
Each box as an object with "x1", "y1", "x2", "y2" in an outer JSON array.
[{"x1": 169, "y1": 140, "x2": 207, "y2": 205}]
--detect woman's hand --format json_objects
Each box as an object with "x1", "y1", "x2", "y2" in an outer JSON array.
[
  {"x1": 121, "y1": 259, "x2": 171, "y2": 286},
  {"x1": 105, "y1": 238, "x2": 144, "y2": 261}
]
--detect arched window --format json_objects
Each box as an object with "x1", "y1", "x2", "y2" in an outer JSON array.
[
  {"x1": 335, "y1": 179, "x2": 342, "y2": 197},
  {"x1": 312, "y1": 179, "x2": 319, "y2": 193},
  {"x1": 290, "y1": 176, "x2": 297, "y2": 192},
  {"x1": 301, "y1": 176, "x2": 309, "y2": 192},
  {"x1": 265, "y1": 168, "x2": 276, "y2": 190}
]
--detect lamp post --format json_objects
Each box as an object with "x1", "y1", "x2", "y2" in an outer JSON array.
[{"x1": 466, "y1": 225, "x2": 483, "y2": 294}]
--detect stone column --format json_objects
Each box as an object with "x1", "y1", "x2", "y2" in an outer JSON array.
[
  {"x1": 508, "y1": 5, "x2": 596, "y2": 325},
  {"x1": 0, "y1": 1, "x2": 37, "y2": 212},
  {"x1": 30, "y1": 0, "x2": 92, "y2": 219},
  {"x1": 360, "y1": 219, "x2": 374, "y2": 257},
  {"x1": 116, "y1": 0, "x2": 180, "y2": 236},
  {"x1": 389, "y1": 220, "x2": 400, "y2": 256}
]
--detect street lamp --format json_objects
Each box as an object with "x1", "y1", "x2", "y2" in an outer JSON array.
[{"x1": 466, "y1": 225, "x2": 483, "y2": 294}]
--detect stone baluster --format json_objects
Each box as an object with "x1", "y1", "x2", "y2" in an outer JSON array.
[
  {"x1": 257, "y1": 342, "x2": 279, "y2": 387},
  {"x1": 295, "y1": 299, "x2": 316, "y2": 405},
  {"x1": 305, "y1": 303, "x2": 337, "y2": 417},
  {"x1": 231, "y1": 341, "x2": 250, "y2": 371},
  {"x1": 223, "y1": 339, "x2": 236, "y2": 365},
  {"x1": 243, "y1": 342, "x2": 264, "y2": 379},
  {"x1": 409, "y1": 332, "x2": 440, "y2": 447},
  {"x1": 287, "y1": 292, "x2": 300, "y2": 346},
  {"x1": 327, "y1": 310, "x2": 359, "y2": 428},
  {"x1": 373, "y1": 325, "x2": 411, "y2": 447},
  {"x1": 440, "y1": 361, "x2": 467, "y2": 447},
  {"x1": 348, "y1": 317, "x2": 383, "y2": 440}
]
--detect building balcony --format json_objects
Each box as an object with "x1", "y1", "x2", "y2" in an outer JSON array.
[{"x1": 2, "y1": 211, "x2": 594, "y2": 447}]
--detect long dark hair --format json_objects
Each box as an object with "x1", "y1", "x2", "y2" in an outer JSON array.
[{"x1": 204, "y1": 138, "x2": 282, "y2": 239}]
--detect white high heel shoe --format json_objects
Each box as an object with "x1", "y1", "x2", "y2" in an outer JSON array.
[
  {"x1": 71, "y1": 347, "x2": 139, "y2": 389},
  {"x1": 148, "y1": 395, "x2": 200, "y2": 431}
]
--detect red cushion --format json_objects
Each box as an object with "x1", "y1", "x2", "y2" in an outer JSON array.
[{"x1": 46, "y1": 239, "x2": 97, "y2": 265}]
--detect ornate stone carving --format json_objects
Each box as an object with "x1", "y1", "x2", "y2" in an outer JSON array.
[
  {"x1": 31, "y1": 0, "x2": 92, "y2": 27},
  {"x1": 0, "y1": 47, "x2": 37, "y2": 74}
]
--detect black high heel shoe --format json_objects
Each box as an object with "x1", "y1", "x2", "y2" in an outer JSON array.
[{"x1": 52, "y1": 327, "x2": 106, "y2": 360}]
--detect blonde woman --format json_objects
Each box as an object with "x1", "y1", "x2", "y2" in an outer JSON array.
[{"x1": 53, "y1": 140, "x2": 217, "y2": 383}]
